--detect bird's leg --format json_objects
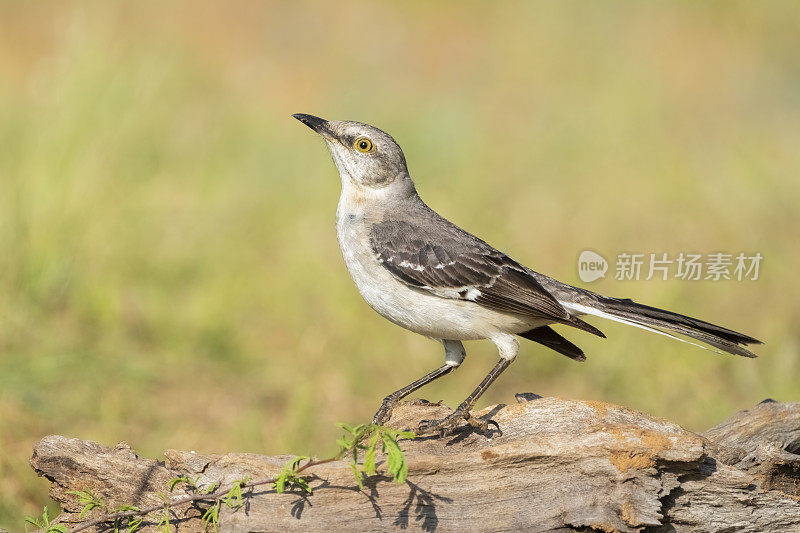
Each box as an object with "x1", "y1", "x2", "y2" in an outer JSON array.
[
  {"x1": 372, "y1": 364, "x2": 454, "y2": 425},
  {"x1": 418, "y1": 357, "x2": 512, "y2": 434},
  {"x1": 419, "y1": 335, "x2": 518, "y2": 436},
  {"x1": 372, "y1": 340, "x2": 465, "y2": 426}
]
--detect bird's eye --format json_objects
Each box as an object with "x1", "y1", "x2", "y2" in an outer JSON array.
[{"x1": 354, "y1": 137, "x2": 374, "y2": 153}]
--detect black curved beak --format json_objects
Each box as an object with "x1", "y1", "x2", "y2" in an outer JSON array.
[{"x1": 292, "y1": 113, "x2": 334, "y2": 139}]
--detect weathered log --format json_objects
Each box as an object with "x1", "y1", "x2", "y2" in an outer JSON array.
[{"x1": 30, "y1": 397, "x2": 800, "y2": 532}]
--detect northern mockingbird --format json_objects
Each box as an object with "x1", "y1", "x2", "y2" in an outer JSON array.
[{"x1": 293, "y1": 113, "x2": 761, "y2": 435}]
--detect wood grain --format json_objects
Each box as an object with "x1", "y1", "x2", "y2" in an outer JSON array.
[{"x1": 30, "y1": 397, "x2": 800, "y2": 532}]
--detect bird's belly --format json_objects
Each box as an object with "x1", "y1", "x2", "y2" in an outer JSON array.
[{"x1": 337, "y1": 220, "x2": 537, "y2": 340}]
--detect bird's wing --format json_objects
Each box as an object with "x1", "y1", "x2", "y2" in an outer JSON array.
[{"x1": 369, "y1": 219, "x2": 570, "y2": 321}]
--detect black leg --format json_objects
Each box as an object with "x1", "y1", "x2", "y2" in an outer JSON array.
[
  {"x1": 419, "y1": 357, "x2": 513, "y2": 434},
  {"x1": 372, "y1": 364, "x2": 456, "y2": 425}
]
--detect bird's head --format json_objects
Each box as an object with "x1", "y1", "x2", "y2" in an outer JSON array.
[{"x1": 293, "y1": 114, "x2": 413, "y2": 193}]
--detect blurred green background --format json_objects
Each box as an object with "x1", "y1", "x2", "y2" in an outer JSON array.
[{"x1": 1, "y1": 0, "x2": 799, "y2": 527}]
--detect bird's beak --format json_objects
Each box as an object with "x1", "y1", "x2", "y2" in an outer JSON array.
[{"x1": 292, "y1": 113, "x2": 335, "y2": 140}]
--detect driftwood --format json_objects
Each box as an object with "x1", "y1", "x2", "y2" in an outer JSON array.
[{"x1": 31, "y1": 396, "x2": 800, "y2": 532}]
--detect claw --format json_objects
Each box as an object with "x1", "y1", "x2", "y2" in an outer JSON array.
[
  {"x1": 465, "y1": 415, "x2": 501, "y2": 435},
  {"x1": 465, "y1": 414, "x2": 489, "y2": 431}
]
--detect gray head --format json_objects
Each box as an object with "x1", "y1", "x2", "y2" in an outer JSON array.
[{"x1": 293, "y1": 114, "x2": 415, "y2": 195}]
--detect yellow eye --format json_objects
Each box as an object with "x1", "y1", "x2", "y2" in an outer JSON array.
[{"x1": 354, "y1": 137, "x2": 374, "y2": 153}]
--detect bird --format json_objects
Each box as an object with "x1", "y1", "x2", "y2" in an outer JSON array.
[{"x1": 292, "y1": 113, "x2": 762, "y2": 435}]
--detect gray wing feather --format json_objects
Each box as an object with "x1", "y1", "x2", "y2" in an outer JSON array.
[{"x1": 369, "y1": 219, "x2": 570, "y2": 321}]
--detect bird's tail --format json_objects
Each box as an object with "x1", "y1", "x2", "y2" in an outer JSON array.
[{"x1": 561, "y1": 295, "x2": 762, "y2": 358}]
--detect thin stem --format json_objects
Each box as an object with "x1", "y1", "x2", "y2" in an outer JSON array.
[{"x1": 68, "y1": 457, "x2": 336, "y2": 533}]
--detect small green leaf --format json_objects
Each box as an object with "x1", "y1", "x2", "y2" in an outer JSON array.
[
  {"x1": 168, "y1": 476, "x2": 188, "y2": 492},
  {"x1": 27, "y1": 505, "x2": 67, "y2": 532},
  {"x1": 66, "y1": 489, "x2": 105, "y2": 519},
  {"x1": 349, "y1": 462, "x2": 364, "y2": 490},
  {"x1": 224, "y1": 480, "x2": 243, "y2": 508},
  {"x1": 201, "y1": 481, "x2": 219, "y2": 495},
  {"x1": 362, "y1": 432, "x2": 379, "y2": 476},
  {"x1": 382, "y1": 432, "x2": 408, "y2": 484},
  {"x1": 127, "y1": 516, "x2": 143, "y2": 533},
  {"x1": 274, "y1": 472, "x2": 288, "y2": 494},
  {"x1": 336, "y1": 422, "x2": 355, "y2": 433},
  {"x1": 294, "y1": 476, "x2": 312, "y2": 494},
  {"x1": 112, "y1": 504, "x2": 141, "y2": 513},
  {"x1": 273, "y1": 455, "x2": 309, "y2": 494},
  {"x1": 157, "y1": 508, "x2": 171, "y2": 533},
  {"x1": 202, "y1": 501, "x2": 220, "y2": 532}
]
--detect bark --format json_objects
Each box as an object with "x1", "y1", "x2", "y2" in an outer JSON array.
[{"x1": 30, "y1": 396, "x2": 800, "y2": 532}]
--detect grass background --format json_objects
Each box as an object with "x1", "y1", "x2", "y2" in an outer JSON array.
[{"x1": 1, "y1": 0, "x2": 798, "y2": 527}]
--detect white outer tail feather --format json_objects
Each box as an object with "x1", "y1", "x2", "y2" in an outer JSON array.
[{"x1": 560, "y1": 301, "x2": 724, "y2": 355}]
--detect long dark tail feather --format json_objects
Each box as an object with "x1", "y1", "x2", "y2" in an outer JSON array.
[
  {"x1": 562, "y1": 315, "x2": 606, "y2": 338},
  {"x1": 519, "y1": 326, "x2": 586, "y2": 362},
  {"x1": 591, "y1": 296, "x2": 761, "y2": 358}
]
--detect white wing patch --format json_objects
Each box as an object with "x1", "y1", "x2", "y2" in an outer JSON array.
[
  {"x1": 464, "y1": 287, "x2": 481, "y2": 300},
  {"x1": 397, "y1": 259, "x2": 425, "y2": 272},
  {"x1": 376, "y1": 254, "x2": 427, "y2": 272},
  {"x1": 378, "y1": 254, "x2": 455, "y2": 274},
  {"x1": 420, "y1": 285, "x2": 483, "y2": 302}
]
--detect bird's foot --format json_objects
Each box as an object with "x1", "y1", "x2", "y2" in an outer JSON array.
[
  {"x1": 418, "y1": 408, "x2": 500, "y2": 437},
  {"x1": 372, "y1": 396, "x2": 399, "y2": 426},
  {"x1": 416, "y1": 408, "x2": 472, "y2": 436},
  {"x1": 417, "y1": 413, "x2": 462, "y2": 436}
]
